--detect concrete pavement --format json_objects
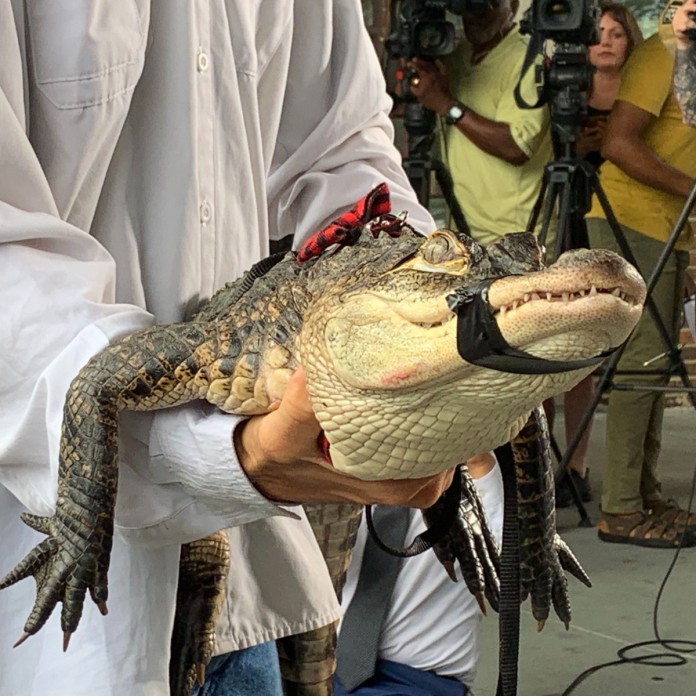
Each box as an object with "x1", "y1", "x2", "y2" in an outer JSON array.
[{"x1": 473, "y1": 406, "x2": 696, "y2": 696}]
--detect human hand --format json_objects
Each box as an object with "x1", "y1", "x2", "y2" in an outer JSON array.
[
  {"x1": 673, "y1": 0, "x2": 696, "y2": 50},
  {"x1": 408, "y1": 58, "x2": 455, "y2": 115},
  {"x1": 235, "y1": 369, "x2": 455, "y2": 509},
  {"x1": 576, "y1": 125, "x2": 605, "y2": 157}
]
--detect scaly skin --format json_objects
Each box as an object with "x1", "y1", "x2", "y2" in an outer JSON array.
[
  {"x1": 278, "y1": 503, "x2": 362, "y2": 694},
  {"x1": 0, "y1": 222, "x2": 645, "y2": 693},
  {"x1": 170, "y1": 531, "x2": 231, "y2": 695},
  {"x1": 512, "y1": 408, "x2": 591, "y2": 630}
]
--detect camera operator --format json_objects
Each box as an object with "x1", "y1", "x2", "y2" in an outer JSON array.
[
  {"x1": 407, "y1": 0, "x2": 552, "y2": 244},
  {"x1": 672, "y1": 0, "x2": 696, "y2": 125}
]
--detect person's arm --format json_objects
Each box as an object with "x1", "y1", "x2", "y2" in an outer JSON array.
[
  {"x1": 672, "y1": 0, "x2": 696, "y2": 126},
  {"x1": 601, "y1": 99, "x2": 695, "y2": 198},
  {"x1": 267, "y1": 0, "x2": 437, "y2": 246},
  {"x1": 674, "y1": 44, "x2": 696, "y2": 126},
  {"x1": 409, "y1": 57, "x2": 528, "y2": 166}
]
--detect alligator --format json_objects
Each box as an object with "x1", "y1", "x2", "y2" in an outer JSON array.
[{"x1": 0, "y1": 187, "x2": 646, "y2": 695}]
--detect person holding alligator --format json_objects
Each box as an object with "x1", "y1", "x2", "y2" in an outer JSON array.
[{"x1": 0, "y1": 3, "x2": 454, "y2": 695}]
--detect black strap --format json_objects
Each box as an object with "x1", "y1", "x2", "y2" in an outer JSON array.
[
  {"x1": 365, "y1": 466, "x2": 462, "y2": 558},
  {"x1": 513, "y1": 30, "x2": 546, "y2": 110},
  {"x1": 448, "y1": 280, "x2": 615, "y2": 375},
  {"x1": 494, "y1": 443, "x2": 521, "y2": 696}
]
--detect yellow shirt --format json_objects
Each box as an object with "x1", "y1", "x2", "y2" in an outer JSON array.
[
  {"x1": 444, "y1": 28, "x2": 552, "y2": 245},
  {"x1": 588, "y1": 34, "x2": 696, "y2": 249}
]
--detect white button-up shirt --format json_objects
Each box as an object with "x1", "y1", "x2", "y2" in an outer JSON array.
[{"x1": 0, "y1": 1, "x2": 435, "y2": 694}]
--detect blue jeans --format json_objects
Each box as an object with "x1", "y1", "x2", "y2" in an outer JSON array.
[
  {"x1": 333, "y1": 659, "x2": 469, "y2": 696},
  {"x1": 190, "y1": 642, "x2": 283, "y2": 696}
]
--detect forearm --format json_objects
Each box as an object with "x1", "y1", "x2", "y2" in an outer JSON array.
[
  {"x1": 674, "y1": 44, "x2": 696, "y2": 127},
  {"x1": 451, "y1": 109, "x2": 529, "y2": 166},
  {"x1": 602, "y1": 135, "x2": 695, "y2": 198}
]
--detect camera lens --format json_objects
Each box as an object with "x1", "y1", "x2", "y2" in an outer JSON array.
[{"x1": 543, "y1": 0, "x2": 573, "y2": 26}]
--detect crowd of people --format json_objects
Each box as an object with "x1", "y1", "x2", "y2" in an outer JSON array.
[{"x1": 0, "y1": 0, "x2": 695, "y2": 695}]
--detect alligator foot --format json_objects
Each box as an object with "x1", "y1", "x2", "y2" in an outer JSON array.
[
  {"x1": 0, "y1": 511, "x2": 110, "y2": 648},
  {"x1": 514, "y1": 408, "x2": 591, "y2": 629},
  {"x1": 539, "y1": 533, "x2": 592, "y2": 630},
  {"x1": 426, "y1": 466, "x2": 500, "y2": 613},
  {"x1": 169, "y1": 532, "x2": 231, "y2": 696}
]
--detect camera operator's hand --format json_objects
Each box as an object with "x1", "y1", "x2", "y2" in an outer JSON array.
[
  {"x1": 235, "y1": 368, "x2": 456, "y2": 509},
  {"x1": 408, "y1": 58, "x2": 457, "y2": 115},
  {"x1": 673, "y1": 0, "x2": 696, "y2": 50},
  {"x1": 577, "y1": 117, "x2": 607, "y2": 158}
]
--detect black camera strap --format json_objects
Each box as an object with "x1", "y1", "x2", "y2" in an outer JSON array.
[{"x1": 513, "y1": 30, "x2": 546, "y2": 110}]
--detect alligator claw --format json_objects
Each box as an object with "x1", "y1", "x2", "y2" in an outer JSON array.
[
  {"x1": 555, "y1": 534, "x2": 592, "y2": 588},
  {"x1": 13, "y1": 633, "x2": 30, "y2": 648},
  {"x1": 426, "y1": 466, "x2": 500, "y2": 613},
  {"x1": 0, "y1": 511, "x2": 108, "y2": 643}
]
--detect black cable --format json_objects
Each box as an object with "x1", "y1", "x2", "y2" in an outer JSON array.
[{"x1": 560, "y1": 464, "x2": 696, "y2": 695}]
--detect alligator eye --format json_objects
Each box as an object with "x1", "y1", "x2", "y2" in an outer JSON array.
[{"x1": 422, "y1": 234, "x2": 454, "y2": 264}]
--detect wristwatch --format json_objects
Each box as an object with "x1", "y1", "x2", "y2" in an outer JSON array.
[{"x1": 445, "y1": 101, "x2": 467, "y2": 125}]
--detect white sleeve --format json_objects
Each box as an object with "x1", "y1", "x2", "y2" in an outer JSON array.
[
  {"x1": 267, "y1": 0, "x2": 436, "y2": 245},
  {"x1": 0, "y1": 91, "x2": 291, "y2": 546}
]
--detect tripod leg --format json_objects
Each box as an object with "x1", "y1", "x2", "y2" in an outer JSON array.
[{"x1": 431, "y1": 159, "x2": 470, "y2": 236}]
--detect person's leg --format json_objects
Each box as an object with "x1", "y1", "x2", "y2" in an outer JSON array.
[
  {"x1": 563, "y1": 375, "x2": 595, "y2": 477},
  {"x1": 640, "y1": 247, "x2": 696, "y2": 530},
  {"x1": 588, "y1": 218, "x2": 648, "y2": 515},
  {"x1": 587, "y1": 219, "x2": 693, "y2": 547},
  {"x1": 554, "y1": 376, "x2": 595, "y2": 508},
  {"x1": 190, "y1": 643, "x2": 283, "y2": 696}
]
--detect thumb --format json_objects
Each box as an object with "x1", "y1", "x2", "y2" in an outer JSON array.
[{"x1": 275, "y1": 367, "x2": 321, "y2": 432}]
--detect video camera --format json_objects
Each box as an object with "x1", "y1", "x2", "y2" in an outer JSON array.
[
  {"x1": 516, "y1": 0, "x2": 601, "y2": 155},
  {"x1": 385, "y1": 0, "x2": 496, "y2": 61},
  {"x1": 519, "y1": 0, "x2": 599, "y2": 46}
]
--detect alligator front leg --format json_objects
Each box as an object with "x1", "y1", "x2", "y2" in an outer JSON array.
[
  {"x1": 0, "y1": 322, "x2": 226, "y2": 647},
  {"x1": 513, "y1": 407, "x2": 591, "y2": 629},
  {"x1": 424, "y1": 466, "x2": 500, "y2": 614}
]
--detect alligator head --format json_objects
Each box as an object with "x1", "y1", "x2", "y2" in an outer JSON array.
[{"x1": 298, "y1": 227, "x2": 646, "y2": 480}]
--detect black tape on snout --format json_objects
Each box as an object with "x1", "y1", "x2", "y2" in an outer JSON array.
[{"x1": 448, "y1": 279, "x2": 615, "y2": 375}]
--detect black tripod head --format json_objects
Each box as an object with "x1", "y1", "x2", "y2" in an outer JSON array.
[{"x1": 544, "y1": 44, "x2": 595, "y2": 160}]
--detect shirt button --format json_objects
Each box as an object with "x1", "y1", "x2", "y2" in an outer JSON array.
[
  {"x1": 200, "y1": 200, "x2": 212, "y2": 224},
  {"x1": 197, "y1": 50, "x2": 209, "y2": 72}
]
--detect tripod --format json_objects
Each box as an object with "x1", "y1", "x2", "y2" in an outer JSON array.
[
  {"x1": 400, "y1": 101, "x2": 470, "y2": 234},
  {"x1": 530, "y1": 132, "x2": 696, "y2": 527}
]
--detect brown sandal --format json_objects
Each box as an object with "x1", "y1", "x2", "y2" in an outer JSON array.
[
  {"x1": 644, "y1": 499, "x2": 696, "y2": 533},
  {"x1": 597, "y1": 511, "x2": 696, "y2": 549}
]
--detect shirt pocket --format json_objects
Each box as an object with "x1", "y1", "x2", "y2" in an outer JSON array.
[{"x1": 26, "y1": 0, "x2": 147, "y2": 110}]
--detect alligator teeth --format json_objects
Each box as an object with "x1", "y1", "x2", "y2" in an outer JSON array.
[
  {"x1": 499, "y1": 306, "x2": 507, "y2": 316},
  {"x1": 589, "y1": 284, "x2": 598, "y2": 296},
  {"x1": 523, "y1": 293, "x2": 531, "y2": 302},
  {"x1": 578, "y1": 289, "x2": 586, "y2": 297},
  {"x1": 562, "y1": 292, "x2": 570, "y2": 302},
  {"x1": 531, "y1": 292, "x2": 541, "y2": 301},
  {"x1": 611, "y1": 288, "x2": 622, "y2": 297},
  {"x1": 546, "y1": 292, "x2": 553, "y2": 301}
]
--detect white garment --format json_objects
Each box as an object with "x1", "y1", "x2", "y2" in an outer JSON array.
[
  {"x1": 339, "y1": 464, "x2": 504, "y2": 687},
  {"x1": 0, "y1": 1, "x2": 435, "y2": 694}
]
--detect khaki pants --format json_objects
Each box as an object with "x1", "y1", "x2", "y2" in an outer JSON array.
[{"x1": 587, "y1": 218, "x2": 689, "y2": 514}]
